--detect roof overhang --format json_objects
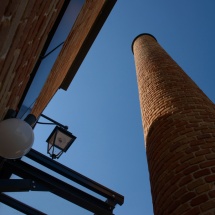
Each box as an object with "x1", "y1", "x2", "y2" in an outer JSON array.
[
  {"x1": 60, "y1": 0, "x2": 117, "y2": 90},
  {"x1": 0, "y1": 0, "x2": 69, "y2": 120},
  {"x1": 0, "y1": 0, "x2": 117, "y2": 120},
  {"x1": 31, "y1": 0, "x2": 117, "y2": 118}
]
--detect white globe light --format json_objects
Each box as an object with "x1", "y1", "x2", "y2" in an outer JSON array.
[{"x1": 0, "y1": 118, "x2": 34, "y2": 159}]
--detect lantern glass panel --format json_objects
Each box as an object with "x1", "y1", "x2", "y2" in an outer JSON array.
[{"x1": 46, "y1": 126, "x2": 76, "y2": 153}]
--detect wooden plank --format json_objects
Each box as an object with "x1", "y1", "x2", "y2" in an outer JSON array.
[
  {"x1": 61, "y1": 0, "x2": 117, "y2": 90},
  {"x1": 31, "y1": 0, "x2": 116, "y2": 118}
]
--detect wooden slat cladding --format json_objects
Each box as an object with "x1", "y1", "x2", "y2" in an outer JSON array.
[
  {"x1": 0, "y1": 0, "x2": 64, "y2": 120},
  {"x1": 31, "y1": 0, "x2": 116, "y2": 118}
]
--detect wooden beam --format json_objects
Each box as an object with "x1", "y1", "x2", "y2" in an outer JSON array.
[
  {"x1": 60, "y1": 0, "x2": 117, "y2": 90},
  {"x1": 31, "y1": 0, "x2": 117, "y2": 118}
]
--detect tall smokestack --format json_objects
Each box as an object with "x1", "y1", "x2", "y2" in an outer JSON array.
[{"x1": 132, "y1": 33, "x2": 215, "y2": 214}]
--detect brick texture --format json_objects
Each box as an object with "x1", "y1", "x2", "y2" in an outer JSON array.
[
  {"x1": 132, "y1": 34, "x2": 215, "y2": 214},
  {"x1": 0, "y1": 0, "x2": 65, "y2": 119}
]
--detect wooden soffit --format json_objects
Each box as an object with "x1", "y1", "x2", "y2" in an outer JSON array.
[
  {"x1": 0, "y1": 0, "x2": 66, "y2": 120},
  {"x1": 31, "y1": 0, "x2": 117, "y2": 118}
]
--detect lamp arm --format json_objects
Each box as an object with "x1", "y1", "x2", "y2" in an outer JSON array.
[
  {"x1": 40, "y1": 114, "x2": 68, "y2": 130},
  {"x1": 37, "y1": 122, "x2": 56, "y2": 125}
]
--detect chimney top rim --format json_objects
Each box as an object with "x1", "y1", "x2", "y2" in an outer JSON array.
[{"x1": 131, "y1": 33, "x2": 157, "y2": 53}]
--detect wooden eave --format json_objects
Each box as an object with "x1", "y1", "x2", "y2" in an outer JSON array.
[
  {"x1": 60, "y1": 0, "x2": 117, "y2": 90},
  {"x1": 31, "y1": 0, "x2": 117, "y2": 118}
]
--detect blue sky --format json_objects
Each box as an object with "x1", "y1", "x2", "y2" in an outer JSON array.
[{"x1": 2, "y1": 0, "x2": 215, "y2": 214}]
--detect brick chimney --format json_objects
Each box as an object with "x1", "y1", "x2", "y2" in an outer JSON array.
[{"x1": 132, "y1": 33, "x2": 215, "y2": 214}]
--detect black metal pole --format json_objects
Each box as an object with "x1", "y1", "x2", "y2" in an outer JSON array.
[
  {"x1": 0, "y1": 193, "x2": 47, "y2": 215},
  {"x1": 40, "y1": 114, "x2": 68, "y2": 129},
  {"x1": 40, "y1": 41, "x2": 64, "y2": 59}
]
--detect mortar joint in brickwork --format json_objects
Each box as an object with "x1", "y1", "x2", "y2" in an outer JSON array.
[{"x1": 133, "y1": 33, "x2": 215, "y2": 214}]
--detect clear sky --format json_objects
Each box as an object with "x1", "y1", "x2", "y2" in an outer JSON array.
[{"x1": 2, "y1": 0, "x2": 215, "y2": 214}]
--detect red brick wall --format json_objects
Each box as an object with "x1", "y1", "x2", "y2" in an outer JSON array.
[
  {"x1": 132, "y1": 34, "x2": 215, "y2": 214},
  {"x1": 0, "y1": 0, "x2": 65, "y2": 120}
]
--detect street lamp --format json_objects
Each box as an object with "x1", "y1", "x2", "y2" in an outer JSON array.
[
  {"x1": 46, "y1": 126, "x2": 76, "y2": 159},
  {"x1": 0, "y1": 114, "x2": 36, "y2": 159},
  {"x1": 38, "y1": 114, "x2": 76, "y2": 159},
  {"x1": 0, "y1": 112, "x2": 76, "y2": 160}
]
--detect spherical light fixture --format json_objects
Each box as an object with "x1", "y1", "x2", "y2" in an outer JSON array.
[{"x1": 0, "y1": 118, "x2": 34, "y2": 159}]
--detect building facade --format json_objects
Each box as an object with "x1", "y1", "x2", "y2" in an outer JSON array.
[
  {"x1": 0, "y1": 1, "x2": 123, "y2": 214},
  {"x1": 132, "y1": 34, "x2": 215, "y2": 214}
]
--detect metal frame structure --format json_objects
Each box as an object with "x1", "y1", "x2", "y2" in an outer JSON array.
[{"x1": 0, "y1": 149, "x2": 124, "y2": 214}]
